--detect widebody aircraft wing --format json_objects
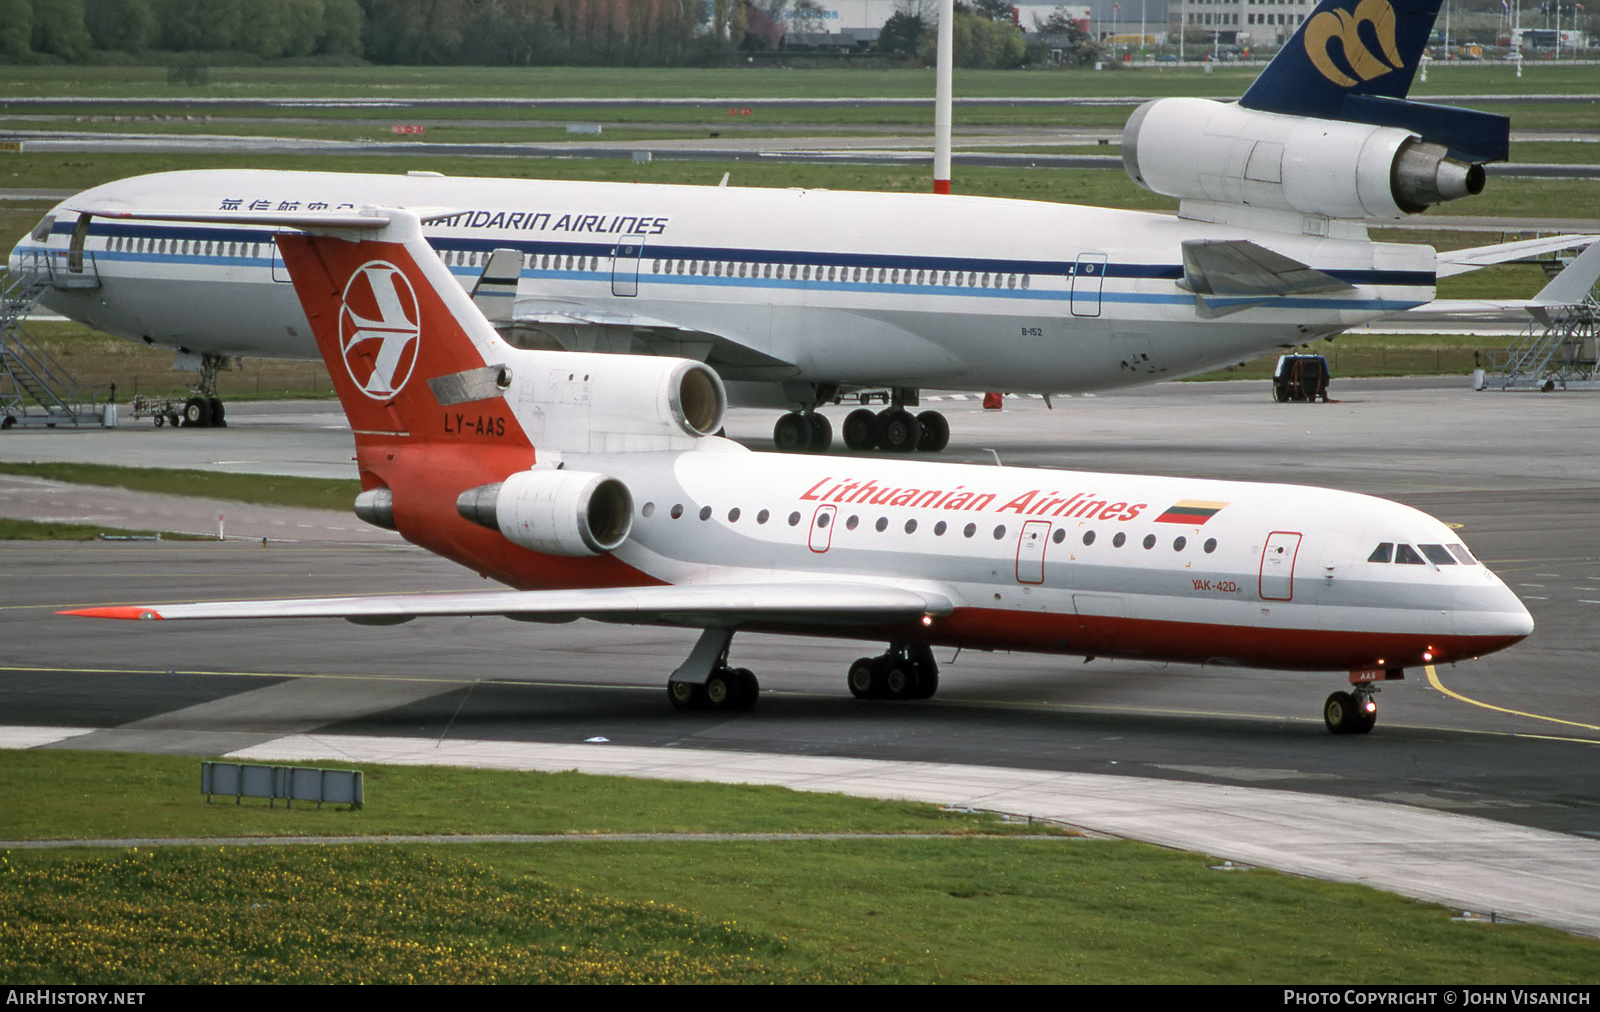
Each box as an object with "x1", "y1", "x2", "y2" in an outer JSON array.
[{"x1": 62, "y1": 580, "x2": 955, "y2": 629}]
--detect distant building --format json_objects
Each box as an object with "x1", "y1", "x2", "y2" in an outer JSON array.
[{"x1": 1173, "y1": 0, "x2": 1315, "y2": 47}]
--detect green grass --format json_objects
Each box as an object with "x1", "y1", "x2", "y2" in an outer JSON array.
[
  {"x1": 2, "y1": 62, "x2": 1598, "y2": 101},
  {"x1": 0, "y1": 518, "x2": 203, "y2": 541},
  {"x1": 0, "y1": 463, "x2": 360, "y2": 512},
  {"x1": 0, "y1": 750, "x2": 1043, "y2": 841},
  {"x1": 3, "y1": 749, "x2": 1600, "y2": 983},
  {"x1": 0, "y1": 846, "x2": 849, "y2": 983}
]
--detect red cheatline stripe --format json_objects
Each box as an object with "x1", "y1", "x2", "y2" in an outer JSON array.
[{"x1": 57, "y1": 606, "x2": 164, "y2": 620}]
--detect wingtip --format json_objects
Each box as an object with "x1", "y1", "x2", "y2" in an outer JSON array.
[{"x1": 58, "y1": 606, "x2": 164, "y2": 620}]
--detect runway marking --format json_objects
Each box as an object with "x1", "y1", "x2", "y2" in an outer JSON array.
[{"x1": 1426, "y1": 664, "x2": 1600, "y2": 734}]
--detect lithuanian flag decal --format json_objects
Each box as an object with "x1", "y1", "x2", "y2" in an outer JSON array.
[{"x1": 1154, "y1": 500, "x2": 1229, "y2": 524}]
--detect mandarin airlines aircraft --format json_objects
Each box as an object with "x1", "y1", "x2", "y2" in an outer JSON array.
[
  {"x1": 63, "y1": 210, "x2": 1534, "y2": 734},
  {"x1": 11, "y1": 0, "x2": 1576, "y2": 451}
]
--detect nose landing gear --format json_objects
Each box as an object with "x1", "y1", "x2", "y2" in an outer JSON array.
[{"x1": 1324, "y1": 686, "x2": 1378, "y2": 734}]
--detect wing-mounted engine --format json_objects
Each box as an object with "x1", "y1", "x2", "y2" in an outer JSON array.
[
  {"x1": 1122, "y1": 98, "x2": 1485, "y2": 226},
  {"x1": 457, "y1": 469, "x2": 633, "y2": 556}
]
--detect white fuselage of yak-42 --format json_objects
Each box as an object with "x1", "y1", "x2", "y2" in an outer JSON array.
[
  {"x1": 15, "y1": 0, "x2": 1568, "y2": 451},
  {"x1": 62, "y1": 209, "x2": 1533, "y2": 734}
]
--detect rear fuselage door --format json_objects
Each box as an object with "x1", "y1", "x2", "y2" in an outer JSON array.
[
  {"x1": 611, "y1": 234, "x2": 645, "y2": 297},
  {"x1": 1259, "y1": 531, "x2": 1302, "y2": 601},
  {"x1": 1015, "y1": 519, "x2": 1051, "y2": 584}
]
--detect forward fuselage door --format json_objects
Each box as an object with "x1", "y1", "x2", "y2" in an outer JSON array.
[
  {"x1": 1071, "y1": 253, "x2": 1108, "y2": 318},
  {"x1": 1015, "y1": 519, "x2": 1051, "y2": 584},
  {"x1": 1259, "y1": 531, "x2": 1302, "y2": 601},
  {"x1": 611, "y1": 234, "x2": 645, "y2": 297}
]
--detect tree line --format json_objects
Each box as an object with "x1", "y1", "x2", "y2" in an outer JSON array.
[{"x1": 0, "y1": 0, "x2": 1097, "y2": 68}]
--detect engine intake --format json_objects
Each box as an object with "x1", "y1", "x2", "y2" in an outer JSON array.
[{"x1": 457, "y1": 469, "x2": 633, "y2": 556}]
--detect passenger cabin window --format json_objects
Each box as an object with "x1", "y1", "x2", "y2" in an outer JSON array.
[{"x1": 1368, "y1": 543, "x2": 1393, "y2": 563}]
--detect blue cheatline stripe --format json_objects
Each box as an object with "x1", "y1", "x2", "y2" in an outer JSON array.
[
  {"x1": 17, "y1": 241, "x2": 1430, "y2": 314},
  {"x1": 52, "y1": 220, "x2": 1437, "y2": 289}
]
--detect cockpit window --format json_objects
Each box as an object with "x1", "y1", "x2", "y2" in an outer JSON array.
[
  {"x1": 1367, "y1": 543, "x2": 1393, "y2": 563},
  {"x1": 1447, "y1": 544, "x2": 1478, "y2": 566},
  {"x1": 1419, "y1": 544, "x2": 1458, "y2": 566},
  {"x1": 1394, "y1": 544, "x2": 1425, "y2": 565},
  {"x1": 30, "y1": 215, "x2": 55, "y2": 243}
]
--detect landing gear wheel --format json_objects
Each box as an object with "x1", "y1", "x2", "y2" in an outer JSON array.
[
  {"x1": 208, "y1": 397, "x2": 226, "y2": 427},
  {"x1": 182, "y1": 397, "x2": 213, "y2": 428},
  {"x1": 847, "y1": 657, "x2": 881, "y2": 699},
  {"x1": 1323, "y1": 690, "x2": 1370, "y2": 734},
  {"x1": 876, "y1": 409, "x2": 921, "y2": 453},
  {"x1": 842, "y1": 408, "x2": 877, "y2": 450},
  {"x1": 667, "y1": 680, "x2": 704, "y2": 710},
  {"x1": 730, "y1": 667, "x2": 760, "y2": 710},
  {"x1": 915, "y1": 410, "x2": 950, "y2": 452},
  {"x1": 807, "y1": 413, "x2": 832, "y2": 453},
  {"x1": 883, "y1": 659, "x2": 917, "y2": 700},
  {"x1": 705, "y1": 669, "x2": 735, "y2": 708},
  {"x1": 773, "y1": 412, "x2": 813, "y2": 452}
]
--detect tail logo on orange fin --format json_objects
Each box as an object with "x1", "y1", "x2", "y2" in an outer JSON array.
[{"x1": 341, "y1": 259, "x2": 422, "y2": 399}]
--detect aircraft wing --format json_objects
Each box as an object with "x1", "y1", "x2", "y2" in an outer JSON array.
[
  {"x1": 61, "y1": 581, "x2": 955, "y2": 629},
  {"x1": 1436, "y1": 235, "x2": 1599, "y2": 278},
  {"x1": 503, "y1": 298, "x2": 801, "y2": 380}
]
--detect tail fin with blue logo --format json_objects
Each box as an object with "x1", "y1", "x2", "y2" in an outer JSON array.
[{"x1": 1239, "y1": 0, "x2": 1508, "y2": 164}]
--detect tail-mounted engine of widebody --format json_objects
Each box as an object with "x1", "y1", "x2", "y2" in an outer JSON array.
[{"x1": 1122, "y1": 98, "x2": 1486, "y2": 223}]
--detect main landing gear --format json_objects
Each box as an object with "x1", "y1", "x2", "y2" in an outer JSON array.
[
  {"x1": 1323, "y1": 686, "x2": 1378, "y2": 735},
  {"x1": 841, "y1": 407, "x2": 949, "y2": 454},
  {"x1": 666, "y1": 628, "x2": 760, "y2": 712},
  {"x1": 771, "y1": 386, "x2": 951, "y2": 454},
  {"x1": 848, "y1": 643, "x2": 939, "y2": 701},
  {"x1": 662, "y1": 630, "x2": 942, "y2": 712}
]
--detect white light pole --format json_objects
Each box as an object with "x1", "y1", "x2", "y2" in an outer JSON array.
[{"x1": 934, "y1": 0, "x2": 953, "y2": 193}]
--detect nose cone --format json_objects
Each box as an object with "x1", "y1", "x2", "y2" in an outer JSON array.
[{"x1": 1451, "y1": 577, "x2": 1534, "y2": 660}]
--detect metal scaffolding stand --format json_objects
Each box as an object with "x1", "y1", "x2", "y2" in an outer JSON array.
[
  {"x1": 1487, "y1": 257, "x2": 1600, "y2": 392},
  {"x1": 1, "y1": 250, "x2": 107, "y2": 428}
]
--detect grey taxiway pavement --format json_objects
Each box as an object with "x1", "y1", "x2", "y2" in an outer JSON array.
[{"x1": 4, "y1": 380, "x2": 1600, "y2": 933}]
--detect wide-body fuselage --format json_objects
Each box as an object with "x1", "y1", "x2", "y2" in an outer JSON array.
[{"x1": 15, "y1": 169, "x2": 1436, "y2": 396}]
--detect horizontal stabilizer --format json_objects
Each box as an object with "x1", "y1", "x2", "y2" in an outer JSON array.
[
  {"x1": 60, "y1": 581, "x2": 955, "y2": 629},
  {"x1": 1529, "y1": 239, "x2": 1600, "y2": 325},
  {"x1": 1180, "y1": 239, "x2": 1353, "y2": 300},
  {"x1": 1436, "y1": 235, "x2": 1599, "y2": 278}
]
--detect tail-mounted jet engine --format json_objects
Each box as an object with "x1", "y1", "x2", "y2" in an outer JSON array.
[
  {"x1": 457, "y1": 470, "x2": 634, "y2": 557},
  {"x1": 1122, "y1": 98, "x2": 1486, "y2": 220}
]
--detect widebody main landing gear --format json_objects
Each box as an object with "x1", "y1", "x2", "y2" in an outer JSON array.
[
  {"x1": 841, "y1": 387, "x2": 949, "y2": 453},
  {"x1": 848, "y1": 642, "x2": 940, "y2": 701},
  {"x1": 666, "y1": 627, "x2": 760, "y2": 712}
]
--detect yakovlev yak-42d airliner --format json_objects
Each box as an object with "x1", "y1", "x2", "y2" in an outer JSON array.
[
  {"x1": 13, "y1": 0, "x2": 1586, "y2": 449},
  {"x1": 62, "y1": 209, "x2": 1534, "y2": 734}
]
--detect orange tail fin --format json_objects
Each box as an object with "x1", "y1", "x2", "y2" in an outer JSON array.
[{"x1": 274, "y1": 213, "x2": 530, "y2": 450}]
